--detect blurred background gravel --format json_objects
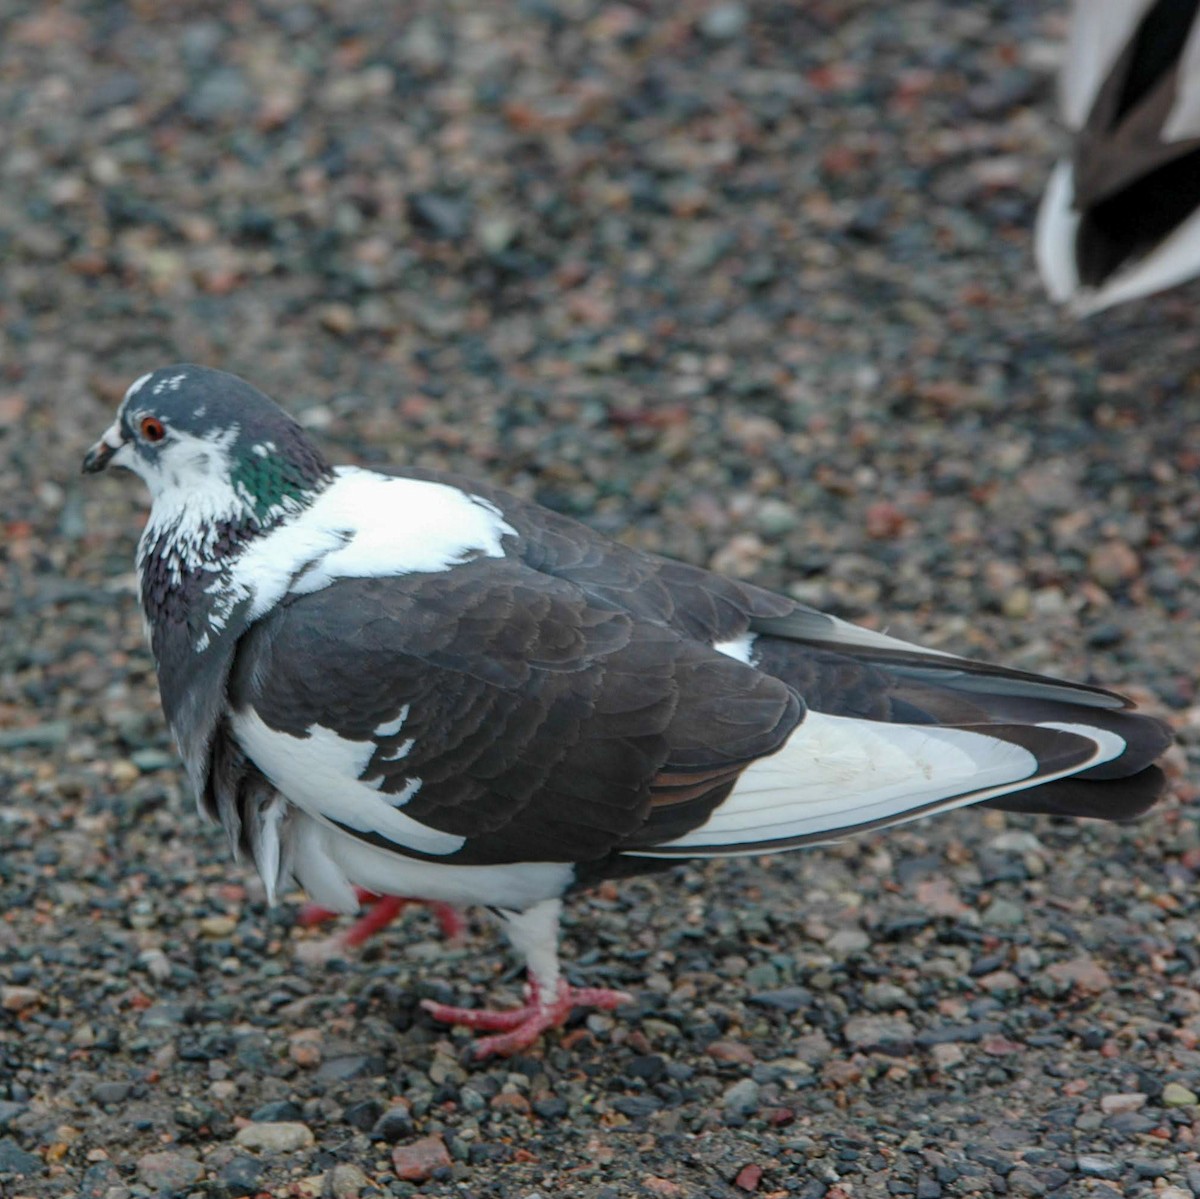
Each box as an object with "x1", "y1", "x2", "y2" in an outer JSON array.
[{"x1": 2, "y1": 1, "x2": 1199, "y2": 1197}]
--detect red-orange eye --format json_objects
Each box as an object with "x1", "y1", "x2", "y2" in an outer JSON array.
[{"x1": 140, "y1": 416, "x2": 166, "y2": 442}]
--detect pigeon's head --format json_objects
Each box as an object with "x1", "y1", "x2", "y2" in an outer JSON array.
[{"x1": 83, "y1": 364, "x2": 333, "y2": 520}]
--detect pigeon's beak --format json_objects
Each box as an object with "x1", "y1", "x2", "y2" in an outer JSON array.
[{"x1": 82, "y1": 422, "x2": 125, "y2": 474}]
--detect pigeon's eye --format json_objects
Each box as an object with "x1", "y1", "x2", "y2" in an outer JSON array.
[{"x1": 139, "y1": 416, "x2": 166, "y2": 443}]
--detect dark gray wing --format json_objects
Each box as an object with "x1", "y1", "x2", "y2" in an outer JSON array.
[
  {"x1": 226, "y1": 557, "x2": 802, "y2": 865},
  {"x1": 390, "y1": 465, "x2": 1172, "y2": 798}
]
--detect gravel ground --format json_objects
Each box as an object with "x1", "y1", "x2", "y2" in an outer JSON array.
[{"x1": 2, "y1": 2, "x2": 1200, "y2": 1196}]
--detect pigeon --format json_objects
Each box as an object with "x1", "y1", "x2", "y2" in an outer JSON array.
[
  {"x1": 84, "y1": 365, "x2": 1173, "y2": 1056},
  {"x1": 1036, "y1": 0, "x2": 1200, "y2": 313}
]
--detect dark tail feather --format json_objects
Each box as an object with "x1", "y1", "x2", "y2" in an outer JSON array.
[
  {"x1": 934, "y1": 701, "x2": 1172, "y2": 782},
  {"x1": 982, "y1": 764, "x2": 1166, "y2": 823}
]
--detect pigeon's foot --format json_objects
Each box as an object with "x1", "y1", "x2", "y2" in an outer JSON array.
[
  {"x1": 298, "y1": 887, "x2": 465, "y2": 947},
  {"x1": 421, "y1": 977, "x2": 633, "y2": 1058}
]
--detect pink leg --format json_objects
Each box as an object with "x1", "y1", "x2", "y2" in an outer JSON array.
[
  {"x1": 421, "y1": 976, "x2": 633, "y2": 1058},
  {"x1": 298, "y1": 887, "x2": 465, "y2": 947}
]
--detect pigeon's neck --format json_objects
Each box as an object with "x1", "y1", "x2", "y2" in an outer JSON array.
[
  {"x1": 139, "y1": 478, "x2": 324, "y2": 576},
  {"x1": 136, "y1": 449, "x2": 333, "y2": 640}
]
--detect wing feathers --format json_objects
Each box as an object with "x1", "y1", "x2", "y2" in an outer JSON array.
[{"x1": 628, "y1": 715, "x2": 1127, "y2": 858}]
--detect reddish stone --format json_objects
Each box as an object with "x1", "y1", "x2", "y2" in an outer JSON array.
[
  {"x1": 643, "y1": 1179, "x2": 688, "y2": 1198},
  {"x1": 707, "y1": 1040, "x2": 756, "y2": 1064},
  {"x1": 392, "y1": 1135, "x2": 451, "y2": 1183},
  {"x1": 735, "y1": 1163, "x2": 764, "y2": 1191}
]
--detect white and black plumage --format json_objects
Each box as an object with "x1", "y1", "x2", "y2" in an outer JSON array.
[
  {"x1": 84, "y1": 365, "x2": 1172, "y2": 1055},
  {"x1": 1037, "y1": 0, "x2": 1200, "y2": 313}
]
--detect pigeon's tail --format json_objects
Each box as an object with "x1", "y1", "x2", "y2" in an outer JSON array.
[
  {"x1": 1035, "y1": 0, "x2": 1200, "y2": 313},
  {"x1": 625, "y1": 620, "x2": 1171, "y2": 860}
]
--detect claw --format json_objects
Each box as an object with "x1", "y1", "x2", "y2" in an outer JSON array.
[{"x1": 421, "y1": 977, "x2": 632, "y2": 1058}]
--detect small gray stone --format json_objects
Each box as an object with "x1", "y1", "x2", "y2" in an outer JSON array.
[
  {"x1": 250, "y1": 1100, "x2": 303, "y2": 1123},
  {"x1": 699, "y1": 3, "x2": 748, "y2": 41},
  {"x1": 92, "y1": 1081, "x2": 132, "y2": 1105},
  {"x1": 315, "y1": 1053, "x2": 373, "y2": 1082},
  {"x1": 843, "y1": 1014, "x2": 916, "y2": 1053},
  {"x1": 863, "y1": 982, "x2": 912, "y2": 1010},
  {"x1": 372, "y1": 1105, "x2": 415, "y2": 1143},
  {"x1": 748, "y1": 986, "x2": 812, "y2": 1013},
  {"x1": 409, "y1": 193, "x2": 470, "y2": 241},
  {"x1": 181, "y1": 20, "x2": 225, "y2": 67},
  {"x1": 0, "y1": 722, "x2": 70, "y2": 749},
  {"x1": 0, "y1": 1137, "x2": 40, "y2": 1175},
  {"x1": 1005, "y1": 1168, "x2": 1047, "y2": 1197},
  {"x1": 826, "y1": 928, "x2": 871, "y2": 955},
  {"x1": 1163, "y1": 1082, "x2": 1198, "y2": 1107},
  {"x1": 1077, "y1": 1154, "x2": 1121, "y2": 1180},
  {"x1": 233, "y1": 1121, "x2": 314, "y2": 1152},
  {"x1": 721, "y1": 1078, "x2": 761, "y2": 1112},
  {"x1": 743, "y1": 963, "x2": 780, "y2": 989},
  {"x1": 0, "y1": 1102, "x2": 26, "y2": 1130},
  {"x1": 478, "y1": 214, "x2": 519, "y2": 255},
  {"x1": 185, "y1": 68, "x2": 254, "y2": 124},
  {"x1": 330, "y1": 1162, "x2": 370, "y2": 1199},
  {"x1": 982, "y1": 898, "x2": 1025, "y2": 928},
  {"x1": 130, "y1": 747, "x2": 176, "y2": 772},
  {"x1": 140, "y1": 1002, "x2": 187, "y2": 1028},
  {"x1": 78, "y1": 1160, "x2": 122, "y2": 1199},
  {"x1": 217, "y1": 1155, "x2": 261, "y2": 1198},
  {"x1": 136, "y1": 1150, "x2": 202, "y2": 1191},
  {"x1": 85, "y1": 73, "x2": 142, "y2": 115}
]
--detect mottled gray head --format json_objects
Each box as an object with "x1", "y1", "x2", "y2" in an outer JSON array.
[{"x1": 83, "y1": 364, "x2": 332, "y2": 520}]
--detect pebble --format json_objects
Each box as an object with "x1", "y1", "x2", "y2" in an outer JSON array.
[
  {"x1": 342, "y1": 1099, "x2": 382, "y2": 1132},
  {"x1": 1088, "y1": 540, "x2": 1141, "y2": 588},
  {"x1": 708, "y1": 1040, "x2": 757, "y2": 1064},
  {"x1": 826, "y1": 928, "x2": 871, "y2": 955},
  {"x1": 982, "y1": 898, "x2": 1025, "y2": 928},
  {"x1": 0, "y1": 722, "x2": 70, "y2": 749},
  {"x1": 863, "y1": 982, "x2": 912, "y2": 1010},
  {"x1": 329, "y1": 1162, "x2": 370, "y2": 1199},
  {"x1": 92, "y1": 1081, "x2": 132, "y2": 1105},
  {"x1": 734, "y1": 1162, "x2": 764, "y2": 1191},
  {"x1": 1100, "y1": 1092, "x2": 1147, "y2": 1115},
  {"x1": 409, "y1": 194, "x2": 471, "y2": 241},
  {"x1": 699, "y1": 3, "x2": 748, "y2": 41},
  {"x1": 393, "y1": 1134, "x2": 452, "y2": 1182},
  {"x1": 217, "y1": 1155, "x2": 262, "y2": 1197},
  {"x1": 1006, "y1": 1168, "x2": 1047, "y2": 1196},
  {"x1": 1042, "y1": 958, "x2": 1112, "y2": 995},
  {"x1": 1163, "y1": 1082, "x2": 1198, "y2": 1107},
  {"x1": 233, "y1": 1121, "x2": 315, "y2": 1152},
  {"x1": 371, "y1": 1106, "x2": 414, "y2": 1143},
  {"x1": 722, "y1": 1079, "x2": 761, "y2": 1113},
  {"x1": 135, "y1": 1150, "x2": 202, "y2": 1191},
  {"x1": 843, "y1": 1014, "x2": 916, "y2": 1052},
  {"x1": 930, "y1": 1043, "x2": 966, "y2": 1070},
  {"x1": 0, "y1": 1137, "x2": 42, "y2": 1175},
  {"x1": 0, "y1": 986, "x2": 42, "y2": 1012},
  {"x1": 185, "y1": 67, "x2": 255, "y2": 123},
  {"x1": 748, "y1": 986, "x2": 812, "y2": 1013},
  {"x1": 1077, "y1": 1154, "x2": 1122, "y2": 1179}
]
